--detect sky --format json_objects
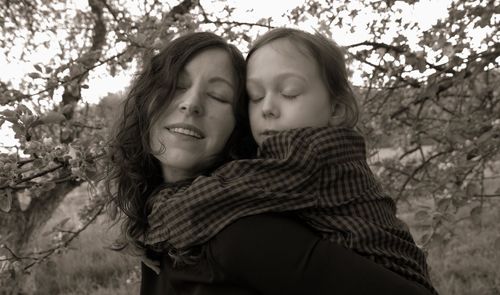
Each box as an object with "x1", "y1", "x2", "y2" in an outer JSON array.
[{"x1": 0, "y1": 0, "x2": 457, "y2": 148}]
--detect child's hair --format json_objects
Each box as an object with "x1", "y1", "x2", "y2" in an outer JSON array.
[
  {"x1": 105, "y1": 32, "x2": 255, "y2": 249},
  {"x1": 247, "y1": 28, "x2": 359, "y2": 128}
]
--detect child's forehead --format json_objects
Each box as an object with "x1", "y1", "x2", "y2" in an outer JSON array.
[{"x1": 261, "y1": 38, "x2": 314, "y2": 61}]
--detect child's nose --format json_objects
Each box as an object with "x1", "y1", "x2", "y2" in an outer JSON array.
[{"x1": 261, "y1": 95, "x2": 280, "y2": 119}]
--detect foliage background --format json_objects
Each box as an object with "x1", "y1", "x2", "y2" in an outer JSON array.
[{"x1": 0, "y1": 0, "x2": 499, "y2": 294}]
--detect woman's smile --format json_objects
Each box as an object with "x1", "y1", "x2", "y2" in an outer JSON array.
[{"x1": 165, "y1": 123, "x2": 205, "y2": 139}]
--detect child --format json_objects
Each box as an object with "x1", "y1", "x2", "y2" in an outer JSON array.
[{"x1": 143, "y1": 28, "x2": 437, "y2": 294}]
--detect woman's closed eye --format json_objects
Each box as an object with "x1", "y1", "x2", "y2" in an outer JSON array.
[
  {"x1": 208, "y1": 92, "x2": 230, "y2": 103},
  {"x1": 176, "y1": 84, "x2": 189, "y2": 91},
  {"x1": 249, "y1": 95, "x2": 264, "y2": 103}
]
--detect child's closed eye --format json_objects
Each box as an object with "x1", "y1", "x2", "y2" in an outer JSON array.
[
  {"x1": 248, "y1": 90, "x2": 264, "y2": 102},
  {"x1": 281, "y1": 91, "x2": 299, "y2": 99},
  {"x1": 280, "y1": 85, "x2": 302, "y2": 99}
]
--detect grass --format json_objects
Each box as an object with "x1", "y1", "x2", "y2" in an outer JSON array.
[
  {"x1": 397, "y1": 195, "x2": 500, "y2": 294},
  {"x1": 24, "y1": 219, "x2": 140, "y2": 295},
  {"x1": 424, "y1": 199, "x2": 500, "y2": 295},
  {"x1": 19, "y1": 185, "x2": 140, "y2": 295}
]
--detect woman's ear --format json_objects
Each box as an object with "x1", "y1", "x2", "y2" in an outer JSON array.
[{"x1": 329, "y1": 103, "x2": 346, "y2": 127}]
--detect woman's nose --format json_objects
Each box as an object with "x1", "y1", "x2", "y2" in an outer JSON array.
[
  {"x1": 178, "y1": 90, "x2": 204, "y2": 116},
  {"x1": 261, "y1": 95, "x2": 279, "y2": 119}
]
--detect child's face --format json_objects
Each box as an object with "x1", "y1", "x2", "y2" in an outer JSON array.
[
  {"x1": 247, "y1": 38, "x2": 333, "y2": 146},
  {"x1": 149, "y1": 48, "x2": 236, "y2": 182}
]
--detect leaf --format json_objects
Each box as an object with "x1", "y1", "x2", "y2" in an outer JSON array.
[
  {"x1": 40, "y1": 111, "x2": 65, "y2": 124},
  {"x1": 55, "y1": 217, "x2": 71, "y2": 229},
  {"x1": 42, "y1": 230, "x2": 54, "y2": 237},
  {"x1": 41, "y1": 182, "x2": 56, "y2": 192},
  {"x1": 17, "y1": 192, "x2": 31, "y2": 211},
  {"x1": 423, "y1": 83, "x2": 439, "y2": 100},
  {"x1": 419, "y1": 233, "x2": 430, "y2": 245},
  {"x1": 81, "y1": 84, "x2": 89, "y2": 89},
  {"x1": 34, "y1": 64, "x2": 43, "y2": 72},
  {"x1": 61, "y1": 104, "x2": 74, "y2": 115},
  {"x1": 428, "y1": 233, "x2": 444, "y2": 248},
  {"x1": 416, "y1": 57, "x2": 426, "y2": 73},
  {"x1": 69, "y1": 64, "x2": 83, "y2": 78},
  {"x1": 0, "y1": 110, "x2": 17, "y2": 117},
  {"x1": 436, "y1": 198, "x2": 451, "y2": 212},
  {"x1": 67, "y1": 145, "x2": 77, "y2": 159},
  {"x1": 33, "y1": 158, "x2": 44, "y2": 168},
  {"x1": 414, "y1": 210, "x2": 430, "y2": 222},
  {"x1": 466, "y1": 183, "x2": 480, "y2": 197},
  {"x1": 494, "y1": 237, "x2": 500, "y2": 251},
  {"x1": 28, "y1": 72, "x2": 42, "y2": 79},
  {"x1": 0, "y1": 189, "x2": 13, "y2": 212}
]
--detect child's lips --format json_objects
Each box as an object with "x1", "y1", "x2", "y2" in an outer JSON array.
[
  {"x1": 261, "y1": 130, "x2": 279, "y2": 136},
  {"x1": 258, "y1": 130, "x2": 281, "y2": 143}
]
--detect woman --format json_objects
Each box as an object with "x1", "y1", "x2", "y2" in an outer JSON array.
[{"x1": 106, "y1": 32, "x2": 430, "y2": 294}]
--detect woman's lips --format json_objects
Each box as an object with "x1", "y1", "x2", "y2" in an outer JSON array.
[{"x1": 165, "y1": 123, "x2": 205, "y2": 139}]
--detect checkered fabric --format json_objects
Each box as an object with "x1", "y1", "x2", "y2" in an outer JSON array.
[{"x1": 144, "y1": 127, "x2": 437, "y2": 294}]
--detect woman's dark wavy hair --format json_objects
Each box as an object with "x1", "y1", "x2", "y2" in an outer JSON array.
[
  {"x1": 247, "y1": 28, "x2": 359, "y2": 128},
  {"x1": 105, "y1": 32, "x2": 255, "y2": 250}
]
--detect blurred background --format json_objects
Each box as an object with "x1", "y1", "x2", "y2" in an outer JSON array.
[{"x1": 0, "y1": 0, "x2": 499, "y2": 294}]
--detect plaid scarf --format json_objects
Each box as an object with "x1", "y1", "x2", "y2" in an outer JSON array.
[{"x1": 144, "y1": 127, "x2": 436, "y2": 293}]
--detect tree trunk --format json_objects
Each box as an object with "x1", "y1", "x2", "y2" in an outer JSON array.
[{"x1": 0, "y1": 180, "x2": 80, "y2": 294}]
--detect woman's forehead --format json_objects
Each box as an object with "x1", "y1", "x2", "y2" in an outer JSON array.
[{"x1": 183, "y1": 49, "x2": 235, "y2": 78}]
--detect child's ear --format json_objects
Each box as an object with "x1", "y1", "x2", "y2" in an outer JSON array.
[{"x1": 329, "y1": 103, "x2": 346, "y2": 127}]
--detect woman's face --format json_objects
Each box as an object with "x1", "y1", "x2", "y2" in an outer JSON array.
[
  {"x1": 150, "y1": 48, "x2": 237, "y2": 182},
  {"x1": 246, "y1": 39, "x2": 332, "y2": 146}
]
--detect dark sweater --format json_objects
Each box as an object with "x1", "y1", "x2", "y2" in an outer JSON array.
[{"x1": 141, "y1": 214, "x2": 433, "y2": 295}]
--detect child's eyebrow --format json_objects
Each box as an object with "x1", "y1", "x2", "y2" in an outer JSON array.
[
  {"x1": 247, "y1": 72, "x2": 307, "y2": 84},
  {"x1": 276, "y1": 72, "x2": 307, "y2": 82}
]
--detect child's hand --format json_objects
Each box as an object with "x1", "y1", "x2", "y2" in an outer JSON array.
[{"x1": 141, "y1": 255, "x2": 161, "y2": 275}]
